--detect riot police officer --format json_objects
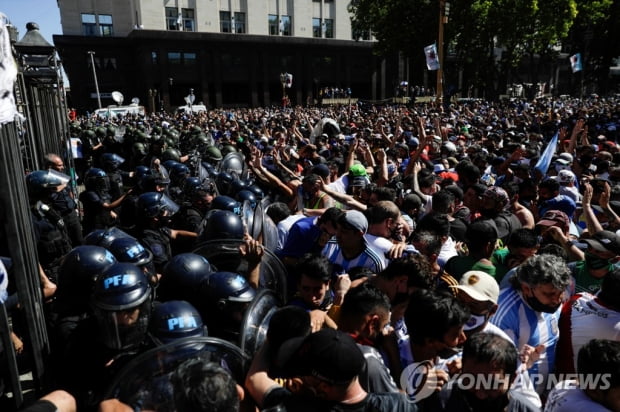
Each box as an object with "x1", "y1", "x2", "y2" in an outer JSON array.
[
  {"x1": 60, "y1": 262, "x2": 153, "y2": 410},
  {"x1": 43, "y1": 153, "x2": 83, "y2": 246},
  {"x1": 99, "y1": 152, "x2": 128, "y2": 202},
  {"x1": 26, "y1": 170, "x2": 74, "y2": 282}
]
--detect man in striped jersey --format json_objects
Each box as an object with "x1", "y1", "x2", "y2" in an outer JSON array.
[
  {"x1": 321, "y1": 210, "x2": 385, "y2": 276},
  {"x1": 490, "y1": 254, "x2": 571, "y2": 395}
]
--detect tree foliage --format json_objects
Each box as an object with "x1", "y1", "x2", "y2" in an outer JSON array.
[{"x1": 348, "y1": 0, "x2": 617, "y2": 96}]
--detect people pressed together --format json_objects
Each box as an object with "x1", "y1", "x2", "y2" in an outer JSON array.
[{"x1": 7, "y1": 94, "x2": 620, "y2": 412}]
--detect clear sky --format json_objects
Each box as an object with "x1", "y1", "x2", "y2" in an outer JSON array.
[
  {"x1": 2, "y1": 1, "x2": 67, "y2": 83},
  {"x1": 2, "y1": 0, "x2": 62, "y2": 44}
]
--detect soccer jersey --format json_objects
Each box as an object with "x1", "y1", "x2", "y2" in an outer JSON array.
[
  {"x1": 545, "y1": 380, "x2": 612, "y2": 412},
  {"x1": 491, "y1": 287, "x2": 560, "y2": 394},
  {"x1": 568, "y1": 261, "x2": 605, "y2": 294},
  {"x1": 556, "y1": 293, "x2": 620, "y2": 373},
  {"x1": 321, "y1": 238, "x2": 385, "y2": 275}
]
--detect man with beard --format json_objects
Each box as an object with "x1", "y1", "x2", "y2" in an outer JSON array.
[
  {"x1": 491, "y1": 254, "x2": 571, "y2": 395},
  {"x1": 338, "y1": 283, "x2": 400, "y2": 394},
  {"x1": 439, "y1": 333, "x2": 540, "y2": 412},
  {"x1": 476, "y1": 186, "x2": 522, "y2": 244}
]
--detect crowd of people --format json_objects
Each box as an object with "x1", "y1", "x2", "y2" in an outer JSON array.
[{"x1": 2, "y1": 94, "x2": 620, "y2": 411}]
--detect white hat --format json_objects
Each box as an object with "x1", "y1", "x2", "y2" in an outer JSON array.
[
  {"x1": 557, "y1": 169, "x2": 576, "y2": 185},
  {"x1": 454, "y1": 271, "x2": 499, "y2": 304},
  {"x1": 555, "y1": 153, "x2": 573, "y2": 165}
]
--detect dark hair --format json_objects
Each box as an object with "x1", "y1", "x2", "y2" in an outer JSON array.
[
  {"x1": 537, "y1": 243, "x2": 568, "y2": 260},
  {"x1": 267, "y1": 305, "x2": 311, "y2": 352},
  {"x1": 467, "y1": 183, "x2": 487, "y2": 197},
  {"x1": 577, "y1": 339, "x2": 620, "y2": 390},
  {"x1": 418, "y1": 169, "x2": 435, "y2": 189},
  {"x1": 366, "y1": 201, "x2": 400, "y2": 225},
  {"x1": 538, "y1": 178, "x2": 560, "y2": 193},
  {"x1": 171, "y1": 359, "x2": 239, "y2": 412},
  {"x1": 379, "y1": 253, "x2": 432, "y2": 290},
  {"x1": 296, "y1": 254, "x2": 332, "y2": 283},
  {"x1": 266, "y1": 202, "x2": 291, "y2": 224},
  {"x1": 410, "y1": 231, "x2": 443, "y2": 257},
  {"x1": 405, "y1": 289, "x2": 470, "y2": 345},
  {"x1": 456, "y1": 162, "x2": 481, "y2": 184},
  {"x1": 443, "y1": 184, "x2": 464, "y2": 202},
  {"x1": 598, "y1": 268, "x2": 620, "y2": 309},
  {"x1": 462, "y1": 332, "x2": 518, "y2": 376},
  {"x1": 507, "y1": 228, "x2": 539, "y2": 249},
  {"x1": 417, "y1": 213, "x2": 451, "y2": 237},
  {"x1": 432, "y1": 190, "x2": 456, "y2": 214},
  {"x1": 401, "y1": 193, "x2": 423, "y2": 212},
  {"x1": 340, "y1": 283, "x2": 390, "y2": 324},
  {"x1": 370, "y1": 186, "x2": 397, "y2": 202},
  {"x1": 318, "y1": 207, "x2": 345, "y2": 226}
]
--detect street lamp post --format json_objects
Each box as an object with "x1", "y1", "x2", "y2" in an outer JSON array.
[
  {"x1": 88, "y1": 51, "x2": 102, "y2": 109},
  {"x1": 436, "y1": 0, "x2": 450, "y2": 103}
]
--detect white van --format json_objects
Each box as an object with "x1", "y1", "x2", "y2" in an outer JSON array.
[
  {"x1": 94, "y1": 104, "x2": 146, "y2": 119},
  {"x1": 177, "y1": 104, "x2": 207, "y2": 114}
]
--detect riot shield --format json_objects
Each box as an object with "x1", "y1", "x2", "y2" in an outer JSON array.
[
  {"x1": 239, "y1": 289, "x2": 281, "y2": 357},
  {"x1": 218, "y1": 152, "x2": 246, "y2": 178},
  {"x1": 241, "y1": 200, "x2": 254, "y2": 236},
  {"x1": 261, "y1": 210, "x2": 279, "y2": 253},
  {"x1": 104, "y1": 337, "x2": 248, "y2": 411},
  {"x1": 192, "y1": 240, "x2": 288, "y2": 302},
  {"x1": 251, "y1": 199, "x2": 263, "y2": 241}
]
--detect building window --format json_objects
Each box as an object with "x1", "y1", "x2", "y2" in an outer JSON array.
[
  {"x1": 281, "y1": 15, "x2": 291, "y2": 36},
  {"x1": 234, "y1": 12, "x2": 246, "y2": 34},
  {"x1": 353, "y1": 28, "x2": 371, "y2": 41},
  {"x1": 220, "y1": 11, "x2": 232, "y2": 33},
  {"x1": 312, "y1": 18, "x2": 321, "y2": 38},
  {"x1": 99, "y1": 14, "x2": 113, "y2": 36},
  {"x1": 268, "y1": 14, "x2": 278, "y2": 35},
  {"x1": 324, "y1": 19, "x2": 333, "y2": 38},
  {"x1": 183, "y1": 52, "x2": 197, "y2": 65},
  {"x1": 182, "y1": 8, "x2": 195, "y2": 32},
  {"x1": 168, "y1": 51, "x2": 197, "y2": 66},
  {"x1": 81, "y1": 14, "x2": 97, "y2": 36},
  {"x1": 166, "y1": 7, "x2": 180, "y2": 30}
]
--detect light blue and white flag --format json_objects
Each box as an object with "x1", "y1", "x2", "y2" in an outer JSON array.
[
  {"x1": 570, "y1": 53, "x2": 582, "y2": 73},
  {"x1": 424, "y1": 43, "x2": 440, "y2": 71},
  {"x1": 534, "y1": 131, "x2": 559, "y2": 176}
]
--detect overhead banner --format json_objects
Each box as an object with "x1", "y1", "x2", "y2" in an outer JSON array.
[
  {"x1": 570, "y1": 53, "x2": 582, "y2": 73},
  {"x1": 424, "y1": 43, "x2": 440, "y2": 71}
]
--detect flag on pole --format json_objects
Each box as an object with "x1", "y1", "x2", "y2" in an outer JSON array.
[
  {"x1": 534, "y1": 131, "x2": 559, "y2": 176},
  {"x1": 424, "y1": 43, "x2": 440, "y2": 71},
  {"x1": 570, "y1": 53, "x2": 582, "y2": 73},
  {"x1": 177, "y1": 13, "x2": 182, "y2": 29},
  {"x1": 285, "y1": 73, "x2": 293, "y2": 88}
]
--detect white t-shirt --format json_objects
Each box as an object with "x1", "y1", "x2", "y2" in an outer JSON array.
[
  {"x1": 276, "y1": 214, "x2": 305, "y2": 253},
  {"x1": 545, "y1": 380, "x2": 612, "y2": 412}
]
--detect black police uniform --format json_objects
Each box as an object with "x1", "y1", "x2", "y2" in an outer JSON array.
[
  {"x1": 78, "y1": 190, "x2": 116, "y2": 235},
  {"x1": 31, "y1": 203, "x2": 73, "y2": 281},
  {"x1": 48, "y1": 186, "x2": 83, "y2": 246},
  {"x1": 138, "y1": 227, "x2": 173, "y2": 273}
]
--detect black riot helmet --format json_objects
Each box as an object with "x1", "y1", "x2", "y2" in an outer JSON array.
[
  {"x1": 236, "y1": 190, "x2": 257, "y2": 209},
  {"x1": 210, "y1": 195, "x2": 241, "y2": 214},
  {"x1": 137, "y1": 192, "x2": 180, "y2": 219},
  {"x1": 56, "y1": 245, "x2": 117, "y2": 313},
  {"x1": 91, "y1": 262, "x2": 153, "y2": 350},
  {"x1": 215, "y1": 172, "x2": 236, "y2": 196},
  {"x1": 107, "y1": 237, "x2": 157, "y2": 286},
  {"x1": 26, "y1": 169, "x2": 70, "y2": 199},
  {"x1": 159, "y1": 253, "x2": 214, "y2": 304},
  {"x1": 84, "y1": 168, "x2": 110, "y2": 193},
  {"x1": 203, "y1": 271, "x2": 256, "y2": 307},
  {"x1": 198, "y1": 210, "x2": 245, "y2": 243},
  {"x1": 148, "y1": 300, "x2": 207, "y2": 345},
  {"x1": 231, "y1": 179, "x2": 249, "y2": 195},
  {"x1": 162, "y1": 160, "x2": 181, "y2": 173},
  {"x1": 246, "y1": 184, "x2": 265, "y2": 200},
  {"x1": 83, "y1": 227, "x2": 134, "y2": 249},
  {"x1": 169, "y1": 163, "x2": 191, "y2": 186},
  {"x1": 100, "y1": 153, "x2": 126, "y2": 172}
]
